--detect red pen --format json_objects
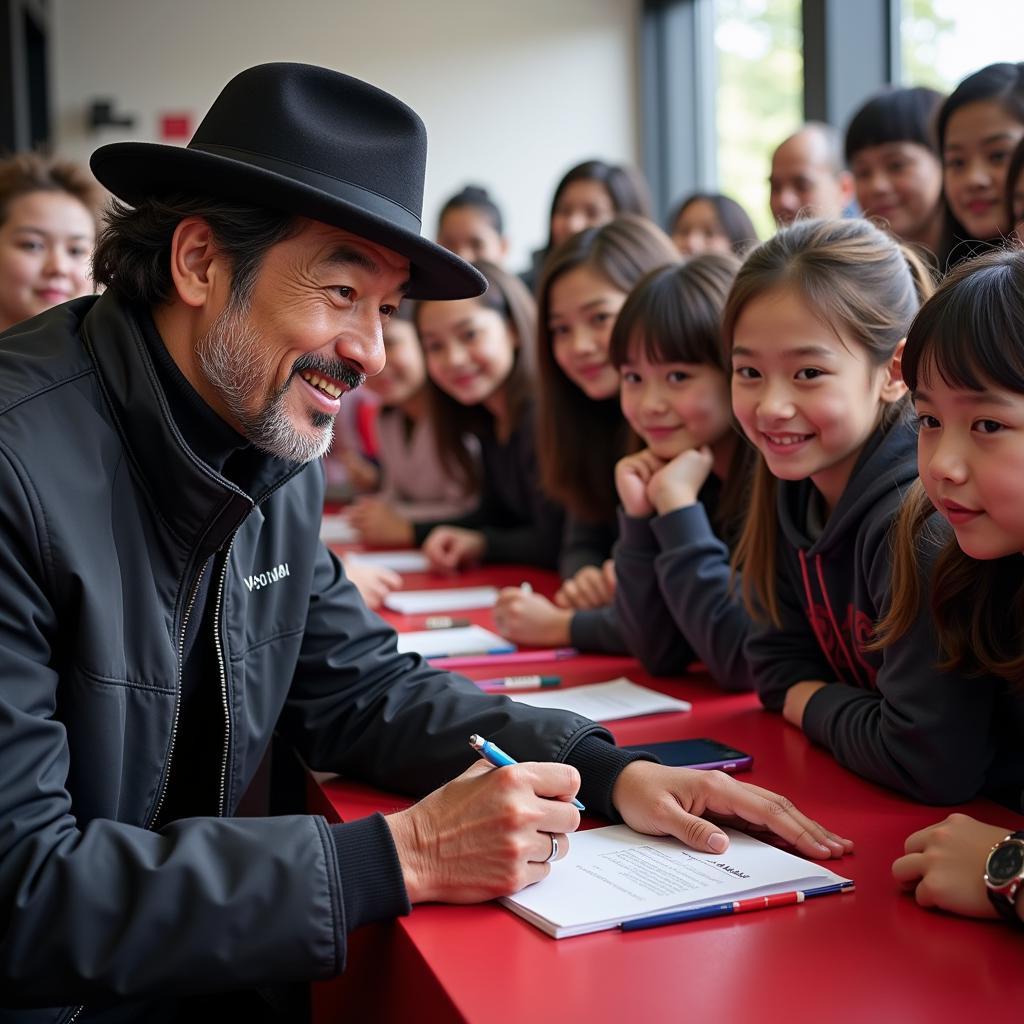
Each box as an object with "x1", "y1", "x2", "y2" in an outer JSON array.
[{"x1": 620, "y1": 881, "x2": 855, "y2": 931}]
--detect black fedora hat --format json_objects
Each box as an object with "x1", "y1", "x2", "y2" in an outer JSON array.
[{"x1": 90, "y1": 62, "x2": 485, "y2": 300}]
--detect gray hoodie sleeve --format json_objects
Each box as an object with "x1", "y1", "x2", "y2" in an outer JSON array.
[
  {"x1": 614, "y1": 509, "x2": 700, "y2": 675},
  {"x1": 649, "y1": 504, "x2": 754, "y2": 692},
  {"x1": 613, "y1": 506, "x2": 754, "y2": 689},
  {"x1": 800, "y1": 519, "x2": 1000, "y2": 805},
  {"x1": 569, "y1": 604, "x2": 630, "y2": 654}
]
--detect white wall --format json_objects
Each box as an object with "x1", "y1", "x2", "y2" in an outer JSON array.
[{"x1": 51, "y1": 0, "x2": 640, "y2": 271}]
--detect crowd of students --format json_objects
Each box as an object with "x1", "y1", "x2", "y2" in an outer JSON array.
[{"x1": 2, "y1": 61, "x2": 1023, "y2": 930}]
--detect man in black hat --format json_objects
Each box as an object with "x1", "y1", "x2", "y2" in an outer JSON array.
[{"x1": 0, "y1": 64, "x2": 848, "y2": 1021}]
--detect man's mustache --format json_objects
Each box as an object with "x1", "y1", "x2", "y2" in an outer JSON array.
[{"x1": 291, "y1": 353, "x2": 365, "y2": 391}]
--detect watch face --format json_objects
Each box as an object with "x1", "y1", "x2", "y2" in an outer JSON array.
[{"x1": 987, "y1": 841, "x2": 1024, "y2": 885}]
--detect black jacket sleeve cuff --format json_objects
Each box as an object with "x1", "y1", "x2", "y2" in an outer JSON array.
[
  {"x1": 329, "y1": 813, "x2": 411, "y2": 933},
  {"x1": 563, "y1": 734, "x2": 657, "y2": 822}
]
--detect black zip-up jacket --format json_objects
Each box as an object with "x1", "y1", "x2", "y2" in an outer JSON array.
[{"x1": 0, "y1": 295, "x2": 632, "y2": 1022}]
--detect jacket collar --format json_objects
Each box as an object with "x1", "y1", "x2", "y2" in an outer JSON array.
[{"x1": 81, "y1": 291, "x2": 306, "y2": 557}]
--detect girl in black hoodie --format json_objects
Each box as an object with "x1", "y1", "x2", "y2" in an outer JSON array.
[
  {"x1": 726, "y1": 219, "x2": 1008, "y2": 806},
  {"x1": 881, "y1": 251, "x2": 1024, "y2": 920}
]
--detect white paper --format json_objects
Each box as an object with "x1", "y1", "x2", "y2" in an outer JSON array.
[
  {"x1": 346, "y1": 549, "x2": 431, "y2": 573},
  {"x1": 384, "y1": 586, "x2": 499, "y2": 614},
  {"x1": 319, "y1": 514, "x2": 359, "y2": 544},
  {"x1": 395, "y1": 625, "x2": 514, "y2": 658},
  {"x1": 502, "y1": 825, "x2": 851, "y2": 938},
  {"x1": 509, "y1": 677, "x2": 691, "y2": 722}
]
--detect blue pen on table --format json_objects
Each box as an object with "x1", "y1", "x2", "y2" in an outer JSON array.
[
  {"x1": 477, "y1": 675, "x2": 561, "y2": 691},
  {"x1": 620, "y1": 881, "x2": 855, "y2": 932},
  {"x1": 469, "y1": 734, "x2": 585, "y2": 811}
]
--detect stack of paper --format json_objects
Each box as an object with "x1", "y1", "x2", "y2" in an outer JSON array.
[
  {"x1": 384, "y1": 586, "x2": 499, "y2": 615},
  {"x1": 320, "y1": 514, "x2": 359, "y2": 544},
  {"x1": 502, "y1": 825, "x2": 852, "y2": 938},
  {"x1": 346, "y1": 549, "x2": 430, "y2": 573},
  {"x1": 509, "y1": 677, "x2": 691, "y2": 722},
  {"x1": 395, "y1": 625, "x2": 514, "y2": 658}
]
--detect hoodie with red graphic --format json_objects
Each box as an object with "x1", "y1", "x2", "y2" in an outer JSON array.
[{"x1": 748, "y1": 417, "x2": 1021, "y2": 807}]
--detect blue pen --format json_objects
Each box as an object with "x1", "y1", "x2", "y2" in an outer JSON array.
[
  {"x1": 620, "y1": 880, "x2": 855, "y2": 932},
  {"x1": 469, "y1": 733, "x2": 585, "y2": 811},
  {"x1": 427, "y1": 643, "x2": 516, "y2": 660}
]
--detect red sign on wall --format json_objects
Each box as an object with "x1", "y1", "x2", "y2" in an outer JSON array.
[{"x1": 159, "y1": 113, "x2": 193, "y2": 142}]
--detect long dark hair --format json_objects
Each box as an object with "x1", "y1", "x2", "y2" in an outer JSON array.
[
  {"x1": 936, "y1": 62, "x2": 1024, "y2": 268},
  {"x1": 667, "y1": 193, "x2": 759, "y2": 254},
  {"x1": 722, "y1": 218, "x2": 934, "y2": 624},
  {"x1": 415, "y1": 260, "x2": 536, "y2": 491},
  {"x1": 545, "y1": 159, "x2": 652, "y2": 253},
  {"x1": 535, "y1": 215, "x2": 679, "y2": 522},
  {"x1": 608, "y1": 255, "x2": 754, "y2": 538},
  {"x1": 875, "y1": 249, "x2": 1024, "y2": 686},
  {"x1": 1006, "y1": 135, "x2": 1024, "y2": 231}
]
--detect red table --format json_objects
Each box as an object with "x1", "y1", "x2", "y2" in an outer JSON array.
[{"x1": 311, "y1": 561, "x2": 1024, "y2": 1023}]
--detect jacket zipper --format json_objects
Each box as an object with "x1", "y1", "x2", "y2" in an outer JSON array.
[
  {"x1": 147, "y1": 562, "x2": 209, "y2": 829},
  {"x1": 213, "y1": 534, "x2": 237, "y2": 816}
]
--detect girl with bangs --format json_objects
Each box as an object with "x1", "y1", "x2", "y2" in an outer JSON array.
[
  {"x1": 876, "y1": 251, "x2": 1024, "y2": 923},
  {"x1": 844, "y1": 86, "x2": 945, "y2": 257},
  {"x1": 728, "y1": 218, "x2": 1004, "y2": 805},
  {"x1": 494, "y1": 216, "x2": 678, "y2": 653},
  {"x1": 609, "y1": 256, "x2": 758, "y2": 689}
]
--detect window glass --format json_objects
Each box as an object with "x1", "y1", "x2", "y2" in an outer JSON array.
[
  {"x1": 902, "y1": 0, "x2": 1024, "y2": 91},
  {"x1": 714, "y1": 0, "x2": 802, "y2": 239}
]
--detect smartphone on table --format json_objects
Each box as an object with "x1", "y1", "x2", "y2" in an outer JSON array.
[{"x1": 622, "y1": 738, "x2": 753, "y2": 773}]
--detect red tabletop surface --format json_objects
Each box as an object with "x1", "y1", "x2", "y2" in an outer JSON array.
[{"x1": 312, "y1": 556, "x2": 1024, "y2": 1023}]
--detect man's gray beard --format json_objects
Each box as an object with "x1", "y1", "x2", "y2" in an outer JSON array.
[{"x1": 196, "y1": 302, "x2": 335, "y2": 464}]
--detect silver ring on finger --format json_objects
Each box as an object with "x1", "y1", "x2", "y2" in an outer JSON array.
[{"x1": 544, "y1": 832, "x2": 559, "y2": 863}]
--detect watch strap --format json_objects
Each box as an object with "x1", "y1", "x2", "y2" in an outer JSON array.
[{"x1": 986, "y1": 830, "x2": 1024, "y2": 924}]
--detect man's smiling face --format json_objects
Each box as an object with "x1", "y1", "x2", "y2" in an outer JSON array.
[{"x1": 197, "y1": 219, "x2": 408, "y2": 462}]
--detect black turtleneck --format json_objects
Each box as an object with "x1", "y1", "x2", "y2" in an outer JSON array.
[{"x1": 136, "y1": 306, "x2": 251, "y2": 826}]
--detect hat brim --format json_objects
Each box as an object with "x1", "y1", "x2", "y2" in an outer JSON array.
[{"x1": 90, "y1": 142, "x2": 486, "y2": 301}]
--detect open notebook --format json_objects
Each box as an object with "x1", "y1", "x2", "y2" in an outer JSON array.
[{"x1": 502, "y1": 825, "x2": 852, "y2": 938}]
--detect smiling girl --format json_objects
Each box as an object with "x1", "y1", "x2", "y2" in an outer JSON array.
[
  {"x1": 936, "y1": 62, "x2": 1024, "y2": 267},
  {"x1": 667, "y1": 192, "x2": 758, "y2": 258},
  {"x1": 413, "y1": 261, "x2": 564, "y2": 570},
  {"x1": 436, "y1": 185, "x2": 508, "y2": 268},
  {"x1": 346, "y1": 306, "x2": 480, "y2": 547},
  {"x1": 0, "y1": 154, "x2": 102, "y2": 333},
  {"x1": 845, "y1": 86, "x2": 945, "y2": 257},
  {"x1": 608, "y1": 256, "x2": 757, "y2": 688},
  {"x1": 874, "y1": 251, "x2": 1024, "y2": 920},
  {"x1": 520, "y1": 160, "x2": 652, "y2": 293},
  {"x1": 724, "y1": 218, "x2": 1004, "y2": 804},
  {"x1": 493, "y1": 216, "x2": 677, "y2": 652}
]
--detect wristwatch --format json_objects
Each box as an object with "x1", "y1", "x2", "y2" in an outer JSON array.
[{"x1": 984, "y1": 830, "x2": 1024, "y2": 923}]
